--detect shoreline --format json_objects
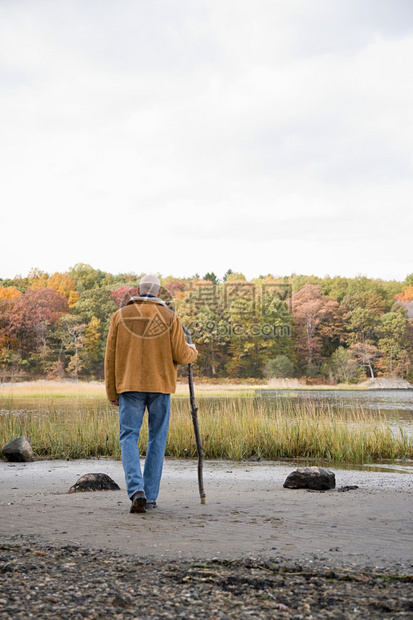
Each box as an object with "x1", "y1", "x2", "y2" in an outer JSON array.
[
  {"x1": 2, "y1": 458, "x2": 412, "y2": 618},
  {"x1": 1, "y1": 458, "x2": 412, "y2": 567},
  {"x1": 1, "y1": 377, "x2": 413, "y2": 399}
]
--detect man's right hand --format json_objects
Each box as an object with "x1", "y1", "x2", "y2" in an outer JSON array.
[
  {"x1": 188, "y1": 343, "x2": 197, "y2": 350},
  {"x1": 110, "y1": 399, "x2": 120, "y2": 406}
]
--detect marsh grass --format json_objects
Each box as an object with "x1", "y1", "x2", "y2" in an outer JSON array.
[
  {"x1": 0, "y1": 396, "x2": 411, "y2": 463},
  {"x1": 0, "y1": 379, "x2": 364, "y2": 400},
  {"x1": 0, "y1": 381, "x2": 257, "y2": 399},
  {"x1": 0, "y1": 381, "x2": 106, "y2": 399}
]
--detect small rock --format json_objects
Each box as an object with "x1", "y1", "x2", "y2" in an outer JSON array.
[
  {"x1": 67, "y1": 473, "x2": 121, "y2": 494},
  {"x1": 2, "y1": 436, "x2": 34, "y2": 462},
  {"x1": 283, "y1": 466, "x2": 336, "y2": 490},
  {"x1": 337, "y1": 485, "x2": 359, "y2": 492},
  {"x1": 109, "y1": 591, "x2": 134, "y2": 608}
]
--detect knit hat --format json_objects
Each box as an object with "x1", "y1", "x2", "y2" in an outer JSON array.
[{"x1": 139, "y1": 274, "x2": 161, "y2": 296}]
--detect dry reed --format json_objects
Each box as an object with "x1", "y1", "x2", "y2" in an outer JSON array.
[
  {"x1": 0, "y1": 396, "x2": 411, "y2": 463},
  {"x1": 0, "y1": 381, "x2": 257, "y2": 399}
]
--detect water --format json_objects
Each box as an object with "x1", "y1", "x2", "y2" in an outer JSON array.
[{"x1": 256, "y1": 388, "x2": 413, "y2": 429}]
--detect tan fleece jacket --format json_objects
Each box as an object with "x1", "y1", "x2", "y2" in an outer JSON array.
[{"x1": 105, "y1": 297, "x2": 197, "y2": 400}]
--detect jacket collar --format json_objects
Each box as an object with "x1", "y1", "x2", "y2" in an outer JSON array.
[{"x1": 127, "y1": 295, "x2": 167, "y2": 307}]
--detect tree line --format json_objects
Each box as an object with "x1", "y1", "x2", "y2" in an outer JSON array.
[{"x1": 1, "y1": 265, "x2": 412, "y2": 383}]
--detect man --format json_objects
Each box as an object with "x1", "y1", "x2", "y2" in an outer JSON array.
[{"x1": 105, "y1": 274, "x2": 197, "y2": 513}]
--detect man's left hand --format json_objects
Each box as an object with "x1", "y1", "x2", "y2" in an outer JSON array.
[{"x1": 110, "y1": 399, "x2": 120, "y2": 406}]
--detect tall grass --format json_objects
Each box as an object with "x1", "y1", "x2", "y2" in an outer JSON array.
[
  {"x1": 0, "y1": 380, "x2": 257, "y2": 399},
  {"x1": 0, "y1": 379, "x2": 365, "y2": 400},
  {"x1": 0, "y1": 396, "x2": 411, "y2": 463},
  {"x1": 0, "y1": 381, "x2": 106, "y2": 399}
]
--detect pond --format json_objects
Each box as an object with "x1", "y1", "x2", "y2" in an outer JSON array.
[{"x1": 255, "y1": 389, "x2": 413, "y2": 430}]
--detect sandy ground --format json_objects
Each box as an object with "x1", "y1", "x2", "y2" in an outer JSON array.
[{"x1": 1, "y1": 459, "x2": 412, "y2": 569}]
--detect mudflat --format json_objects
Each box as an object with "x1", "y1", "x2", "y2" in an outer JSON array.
[{"x1": 1, "y1": 458, "x2": 412, "y2": 567}]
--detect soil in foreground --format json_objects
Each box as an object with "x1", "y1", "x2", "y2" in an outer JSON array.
[{"x1": 1, "y1": 536, "x2": 412, "y2": 619}]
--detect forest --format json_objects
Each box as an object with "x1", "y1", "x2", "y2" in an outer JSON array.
[{"x1": 0, "y1": 264, "x2": 412, "y2": 383}]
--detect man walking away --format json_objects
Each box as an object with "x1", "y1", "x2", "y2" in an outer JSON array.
[{"x1": 105, "y1": 274, "x2": 197, "y2": 513}]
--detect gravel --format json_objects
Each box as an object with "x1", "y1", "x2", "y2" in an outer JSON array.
[{"x1": 1, "y1": 535, "x2": 412, "y2": 619}]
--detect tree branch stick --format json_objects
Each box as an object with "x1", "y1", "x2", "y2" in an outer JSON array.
[{"x1": 183, "y1": 325, "x2": 206, "y2": 503}]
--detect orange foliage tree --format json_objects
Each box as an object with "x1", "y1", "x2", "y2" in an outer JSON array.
[
  {"x1": 292, "y1": 284, "x2": 345, "y2": 373},
  {"x1": 47, "y1": 272, "x2": 79, "y2": 306},
  {"x1": 0, "y1": 286, "x2": 22, "y2": 300},
  {"x1": 396, "y1": 286, "x2": 413, "y2": 303}
]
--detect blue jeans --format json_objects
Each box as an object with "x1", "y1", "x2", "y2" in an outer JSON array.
[{"x1": 119, "y1": 392, "x2": 171, "y2": 502}]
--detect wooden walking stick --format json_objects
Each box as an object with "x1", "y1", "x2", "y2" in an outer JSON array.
[{"x1": 182, "y1": 325, "x2": 206, "y2": 504}]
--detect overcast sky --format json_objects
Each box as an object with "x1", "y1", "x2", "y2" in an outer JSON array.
[{"x1": 1, "y1": 0, "x2": 412, "y2": 283}]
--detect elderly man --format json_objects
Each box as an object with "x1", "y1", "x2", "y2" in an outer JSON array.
[{"x1": 105, "y1": 274, "x2": 197, "y2": 513}]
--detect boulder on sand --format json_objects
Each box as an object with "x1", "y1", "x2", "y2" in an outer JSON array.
[
  {"x1": 68, "y1": 473, "x2": 121, "y2": 494},
  {"x1": 2, "y1": 436, "x2": 34, "y2": 462},
  {"x1": 283, "y1": 466, "x2": 336, "y2": 490}
]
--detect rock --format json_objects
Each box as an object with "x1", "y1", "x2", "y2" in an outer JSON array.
[
  {"x1": 67, "y1": 473, "x2": 121, "y2": 494},
  {"x1": 2, "y1": 436, "x2": 34, "y2": 462},
  {"x1": 283, "y1": 466, "x2": 335, "y2": 490},
  {"x1": 360, "y1": 377, "x2": 413, "y2": 390},
  {"x1": 337, "y1": 485, "x2": 359, "y2": 492},
  {"x1": 109, "y1": 591, "x2": 134, "y2": 608}
]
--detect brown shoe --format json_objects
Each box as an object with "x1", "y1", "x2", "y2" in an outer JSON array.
[{"x1": 130, "y1": 491, "x2": 146, "y2": 513}]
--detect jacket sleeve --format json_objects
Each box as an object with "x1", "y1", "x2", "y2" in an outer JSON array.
[
  {"x1": 104, "y1": 313, "x2": 119, "y2": 401},
  {"x1": 170, "y1": 316, "x2": 198, "y2": 365}
]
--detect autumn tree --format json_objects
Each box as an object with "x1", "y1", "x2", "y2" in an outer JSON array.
[
  {"x1": 322, "y1": 275, "x2": 401, "y2": 310},
  {"x1": 0, "y1": 267, "x2": 410, "y2": 381},
  {"x1": 163, "y1": 279, "x2": 187, "y2": 299},
  {"x1": 0, "y1": 295, "x2": 23, "y2": 378},
  {"x1": 224, "y1": 281, "x2": 292, "y2": 378},
  {"x1": 329, "y1": 347, "x2": 359, "y2": 383},
  {"x1": 28, "y1": 268, "x2": 49, "y2": 291},
  {"x1": 110, "y1": 286, "x2": 140, "y2": 308},
  {"x1": 189, "y1": 304, "x2": 229, "y2": 376},
  {"x1": 0, "y1": 275, "x2": 30, "y2": 292},
  {"x1": 68, "y1": 263, "x2": 108, "y2": 292},
  {"x1": 396, "y1": 286, "x2": 413, "y2": 322},
  {"x1": 349, "y1": 342, "x2": 381, "y2": 379},
  {"x1": 71, "y1": 287, "x2": 117, "y2": 374},
  {"x1": 81, "y1": 316, "x2": 102, "y2": 378},
  {"x1": 377, "y1": 307, "x2": 409, "y2": 376},
  {"x1": 405, "y1": 318, "x2": 413, "y2": 382},
  {"x1": 226, "y1": 272, "x2": 246, "y2": 282},
  {"x1": 8, "y1": 288, "x2": 68, "y2": 373},
  {"x1": 72, "y1": 287, "x2": 117, "y2": 325},
  {"x1": 174, "y1": 282, "x2": 230, "y2": 376},
  {"x1": 396, "y1": 286, "x2": 413, "y2": 303},
  {"x1": 292, "y1": 284, "x2": 344, "y2": 374},
  {"x1": 264, "y1": 355, "x2": 295, "y2": 379},
  {"x1": 0, "y1": 286, "x2": 22, "y2": 300},
  {"x1": 47, "y1": 272, "x2": 79, "y2": 306},
  {"x1": 343, "y1": 291, "x2": 385, "y2": 347},
  {"x1": 57, "y1": 315, "x2": 87, "y2": 379}
]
